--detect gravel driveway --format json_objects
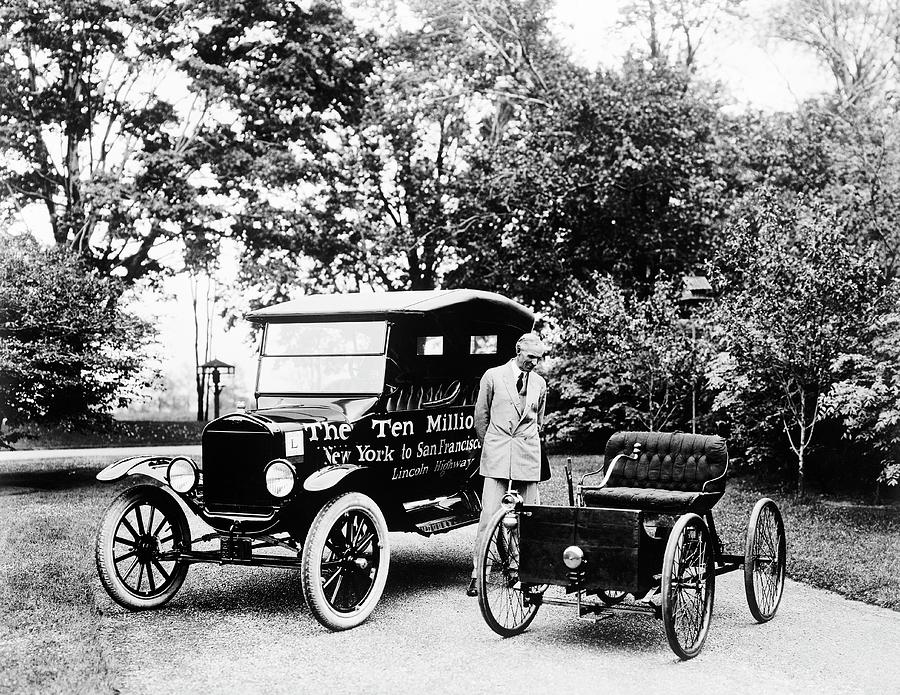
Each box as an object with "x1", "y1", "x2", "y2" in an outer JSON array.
[{"x1": 96, "y1": 522, "x2": 900, "y2": 695}]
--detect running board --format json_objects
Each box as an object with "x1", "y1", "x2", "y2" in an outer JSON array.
[
  {"x1": 403, "y1": 490, "x2": 481, "y2": 514},
  {"x1": 414, "y1": 513, "x2": 479, "y2": 536}
]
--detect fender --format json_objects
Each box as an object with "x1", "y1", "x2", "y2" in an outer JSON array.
[
  {"x1": 302, "y1": 463, "x2": 366, "y2": 493},
  {"x1": 96, "y1": 455, "x2": 197, "y2": 486}
]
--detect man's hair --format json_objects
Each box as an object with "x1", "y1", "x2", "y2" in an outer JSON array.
[{"x1": 515, "y1": 332, "x2": 547, "y2": 356}]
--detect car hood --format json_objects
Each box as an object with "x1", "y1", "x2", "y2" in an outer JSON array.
[
  {"x1": 256, "y1": 404, "x2": 350, "y2": 425},
  {"x1": 204, "y1": 398, "x2": 378, "y2": 437},
  {"x1": 254, "y1": 397, "x2": 378, "y2": 426}
]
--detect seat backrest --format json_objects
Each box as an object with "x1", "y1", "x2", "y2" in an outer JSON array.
[{"x1": 603, "y1": 431, "x2": 728, "y2": 493}]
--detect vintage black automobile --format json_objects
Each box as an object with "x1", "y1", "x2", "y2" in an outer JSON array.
[
  {"x1": 474, "y1": 431, "x2": 787, "y2": 659},
  {"x1": 95, "y1": 289, "x2": 534, "y2": 629}
]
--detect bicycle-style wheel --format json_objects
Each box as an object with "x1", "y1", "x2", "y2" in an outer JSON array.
[
  {"x1": 744, "y1": 498, "x2": 786, "y2": 622},
  {"x1": 476, "y1": 507, "x2": 542, "y2": 637}
]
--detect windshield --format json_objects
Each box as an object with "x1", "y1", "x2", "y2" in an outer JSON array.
[
  {"x1": 264, "y1": 321, "x2": 387, "y2": 356},
  {"x1": 258, "y1": 321, "x2": 387, "y2": 394}
]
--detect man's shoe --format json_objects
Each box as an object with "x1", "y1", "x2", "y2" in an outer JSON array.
[{"x1": 466, "y1": 578, "x2": 478, "y2": 597}]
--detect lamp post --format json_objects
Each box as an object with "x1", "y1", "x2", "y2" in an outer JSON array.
[
  {"x1": 198, "y1": 358, "x2": 235, "y2": 420},
  {"x1": 678, "y1": 275, "x2": 713, "y2": 434}
]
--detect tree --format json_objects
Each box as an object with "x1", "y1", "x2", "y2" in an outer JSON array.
[
  {"x1": 0, "y1": 0, "x2": 371, "y2": 284},
  {"x1": 189, "y1": 271, "x2": 216, "y2": 422},
  {"x1": 821, "y1": 308, "x2": 900, "y2": 499},
  {"x1": 770, "y1": 0, "x2": 900, "y2": 105},
  {"x1": 757, "y1": 3, "x2": 900, "y2": 279},
  {"x1": 822, "y1": 102, "x2": 900, "y2": 279},
  {"x1": 547, "y1": 274, "x2": 714, "y2": 447},
  {"x1": 619, "y1": 0, "x2": 745, "y2": 71},
  {"x1": 720, "y1": 93, "x2": 900, "y2": 283},
  {"x1": 448, "y1": 61, "x2": 728, "y2": 308},
  {"x1": 0, "y1": 234, "x2": 155, "y2": 430},
  {"x1": 232, "y1": 0, "x2": 564, "y2": 298},
  {"x1": 707, "y1": 191, "x2": 890, "y2": 495}
]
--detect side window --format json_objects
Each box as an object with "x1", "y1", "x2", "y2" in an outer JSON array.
[
  {"x1": 417, "y1": 336, "x2": 444, "y2": 355},
  {"x1": 470, "y1": 335, "x2": 497, "y2": 355}
]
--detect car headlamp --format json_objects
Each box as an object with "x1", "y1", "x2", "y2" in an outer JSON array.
[
  {"x1": 167, "y1": 457, "x2": 198, "y2": 494},
  {"x1": 562, "y1": 545, "x2": 584, "y2": 569},
  {"x1": 265, "y1": 459, "x2": 296, "y2": 498}
]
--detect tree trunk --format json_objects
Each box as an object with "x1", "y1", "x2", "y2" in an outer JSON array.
[
  {"x1": 195, "y1": 373, "x2": 206, "y2": 422},
  {"x1": 190, "y1": 274, "x2": 208, "y2": 422}
]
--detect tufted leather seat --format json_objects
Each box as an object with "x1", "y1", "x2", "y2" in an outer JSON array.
[{"x1": 582, "y1": 431, "x2": 729, "y2": 514}]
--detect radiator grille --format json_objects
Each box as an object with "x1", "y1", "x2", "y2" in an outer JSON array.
[{"x1": 202, "y1": 425, "x2": 281, "y2": 515}]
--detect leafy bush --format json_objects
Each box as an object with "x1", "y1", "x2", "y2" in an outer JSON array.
[
  {"x1": 546, "y1": 274, "x2": 714, "y2": 448},
  {"x1": 0, "y1": 236, "x2": 156, "y2": 433},
  {"x1": 821, "y1": 310, "x2": 900, "y2": 498},
  {"x1": 707, "y1": 192, "x2": 892, "y2": 494}
]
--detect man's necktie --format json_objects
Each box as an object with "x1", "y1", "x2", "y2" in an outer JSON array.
[{"x1": 517, "y1": 371, "x2": 528, "y2": 409}]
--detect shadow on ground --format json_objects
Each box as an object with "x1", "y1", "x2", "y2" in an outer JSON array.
[{"x1": 0, "y1": 467, "x2": 103, "y2": 494}]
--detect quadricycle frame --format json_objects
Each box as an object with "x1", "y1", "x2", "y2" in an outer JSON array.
[{"x1": 475, "y1": 431, "x2": 787, "y2": 659}]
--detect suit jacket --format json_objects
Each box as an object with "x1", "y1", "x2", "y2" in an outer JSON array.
[{"x1": 474, "y1": 358, "x2": 547, "y2": 482}]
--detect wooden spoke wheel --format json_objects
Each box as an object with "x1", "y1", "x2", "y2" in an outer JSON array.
[
  {"x1": 744, "y1": 498, "x2": 786, "y2": 622},
  {"x1": 661, "y1": 513, "x2": 715, "y2": 660},
  {"x1": 95, "y1": 485, "x2": 191, "y2": 610},
  {"x1": 476, "y1": 507, "x2": 543, "y2": 637},
  {"x1": 301, "y1": 492, "x2": 390, "y2": 631}
]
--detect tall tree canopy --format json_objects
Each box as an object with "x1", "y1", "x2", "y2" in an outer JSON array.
[
  {"x1": 448, "y1": 61, "x2": 727, "y2": 307},
  {"x1": 0, "y1": 0, "x2": 371, "y2": 283},
  {"x1": 231, "y1": 0, "x2": 566, "y2": 300},
  {"x1": 772, "y1": 0, "x2": 900, "y2": 105}
]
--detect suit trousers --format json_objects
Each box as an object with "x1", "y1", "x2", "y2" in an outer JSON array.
[{"x1": 471, "y1": 476, "x2": 540, "y2": 577}]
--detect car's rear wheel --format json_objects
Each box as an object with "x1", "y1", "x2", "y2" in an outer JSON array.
[
  {"x1": 95, "y1": 485, "x2": 191, "y2": 610},
  {"x1": 301, "y1": 492, "x2": 390, "y2": 631}
]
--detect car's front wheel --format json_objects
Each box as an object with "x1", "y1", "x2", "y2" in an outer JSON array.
[
  {"x1": 301, "y1": 492, "x2": 390, "y2": 630},
  {"x1": 95, "y1": 485, "x2": 191, "y2": 610}
]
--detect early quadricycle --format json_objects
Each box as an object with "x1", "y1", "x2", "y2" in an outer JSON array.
[
  {"x1": 94, "y1": 290, "x2": 535, "y2": 630},
  {"x1": 475, "y1": 431, "x2": 786, "y2": 659}
]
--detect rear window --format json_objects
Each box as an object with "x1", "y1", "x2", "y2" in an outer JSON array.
[
  {"x1": 470, "y1": 335, "x2": 497, "y2": 354},
  {"x1": 417, "y1": 336, "x2": 444, "y2": 355}
]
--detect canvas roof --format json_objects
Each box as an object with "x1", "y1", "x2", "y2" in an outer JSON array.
[{"x1": 245, "y1": 289, "x2": 533, "y2": 322}]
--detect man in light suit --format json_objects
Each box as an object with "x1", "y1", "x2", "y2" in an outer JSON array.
[{"x1": 467, "y1": 332, "x2": 548, "y2": 596}]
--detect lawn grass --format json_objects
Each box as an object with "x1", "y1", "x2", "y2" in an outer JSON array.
[
  {"x1": 5, "y1": 420, "x2": 205, "y2": 450},
  {"x1": 0, "y1": 458, "x2": 117, "y2": 694},
  {"x1": 546, "y1": 454, "x2": 900, "y2": 611},
  {"x1": 720, "y1": 477, "x2": 900, "y2": 609}
]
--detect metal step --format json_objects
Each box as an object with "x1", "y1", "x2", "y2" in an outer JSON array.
[{"x1": 415, "y1": 513, "x2": 479, "y2": 535}]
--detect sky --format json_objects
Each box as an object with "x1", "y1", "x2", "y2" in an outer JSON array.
[
  {"x1": 551, "y1": 0, "x2": 832, "y2": 111},
  {"x1": 21, "y1": 0, "x2": 834, "y2": 419}
]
